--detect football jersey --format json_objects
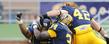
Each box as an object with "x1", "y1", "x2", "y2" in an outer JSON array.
[
  {"x1": 62, "y1": 6, "x2": 93, "y2": 30},
  {"x1": 49, "y1": 22, "x2": 72, "y2": 44}
]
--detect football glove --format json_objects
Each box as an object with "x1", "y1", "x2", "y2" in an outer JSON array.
[{"x1": 16, "y1": 12, "x2": 22, "y2": 21}]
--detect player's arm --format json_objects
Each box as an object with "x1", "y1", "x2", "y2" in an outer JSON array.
[
  {"x1": 34, "y1": 29, "x2": 57, "y2": 40},
  {"x1": 34, "y1": 24, "x2": 57, "y2": 40},
  {"x1": 46, "y1": 3, "x2": 67, "y2": 17},
  {"x1": 42, "y1": 10, "x2": 68, "y2": 18},
  {"x1": 47, "y1": 10, "x2": 68, "y2": 16},
  {"x1": 43, "y1": 6, "x2": 75, "y2": 20},
  {"x1": 91, "y1": 19, "x2": 109, "y2": 43},
  {"x1": 34, "y1": 28, "x2": 56, "y2": 40},
  {"x1": 16, "y1": 12, "x2": 32, "y2": 39},
  {"x1": 91, "y1": 19, "x2": 107, "y2": 36}
]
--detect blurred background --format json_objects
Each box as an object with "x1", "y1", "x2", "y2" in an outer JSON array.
[
  {"x1": 0, "y1": 0, "x2": 109, "y2": 44},
  {"x1": 0, "y1": 0, "x2": 38, "y2": 44}
]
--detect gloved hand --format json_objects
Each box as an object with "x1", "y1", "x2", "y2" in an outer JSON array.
[
  {"x1": 16, "y1": 12, "x2": 23, "y2": 24},
  {"x1": 16, "y1": 12, "x2": 22, "y2": 21}
]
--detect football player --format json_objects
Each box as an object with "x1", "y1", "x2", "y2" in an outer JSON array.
[
  {"x1": 16, "y1": 12, "x2": 49, "y2": 44},
  {"x1": 42, "y1": 2, "x2": 108, "y2": 44},
  {"x1": 33, "y1": 14, "x2": 73, "y2": 44}
]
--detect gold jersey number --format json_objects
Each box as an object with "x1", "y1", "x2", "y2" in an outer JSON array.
[
  {"x1": 74, "y1": 9, "x2": 90, "y2": 20},
  {"x1": 66, "y1": 33, "x2": 72, "y2": 44}
]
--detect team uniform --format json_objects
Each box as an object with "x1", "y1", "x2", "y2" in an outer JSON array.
[
  {"x1": 47, "y1": 22, "x2": 72, "y2": 44},
  {"x1": 61, "y1": 6, "x2": 106, "y2": 44},
  {"x1": 28, "y1": 22, "x2": 50, "y2": 44}
]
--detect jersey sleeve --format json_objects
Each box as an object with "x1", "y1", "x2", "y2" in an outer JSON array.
[
  {"x1": 28, "y1": 23, "x2": 38, "y2": 34},
  {"x1": 28, "y1": 24, "x2": 34, "y2": 33},
  {"x1": 62, "y1": 6, "x2": 75, "y2": 15},
  {"x1": 90, "y1": 14, "x2": 94, "y2": 20},
  {"x1": 47, "y1": 29, "x2": 57, "y2": 38},
  {"x1": 47, "y1": 23, "x2": 58, "y2": 38},
  {"x1": 49, "y1": 23, "x2": 58, "y2": 30}
]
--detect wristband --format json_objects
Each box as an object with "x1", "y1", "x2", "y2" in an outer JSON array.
[
  {"x1": 17, "y1": 20, "x2": 23, "y2": 24},
  {"x1": 59, "y1": 10, "x2": 62, "y2": 15},
  {"x1": 98, "y1": 27, "x2": 102, "y2": 32}
]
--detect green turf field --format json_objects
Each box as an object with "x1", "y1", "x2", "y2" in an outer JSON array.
[
  {"x1": 0, "y1": 24, "x2": 26, "y2": 40},
  {"x1": 0, "y1": 22, "x2": 108, "y2": 41}
]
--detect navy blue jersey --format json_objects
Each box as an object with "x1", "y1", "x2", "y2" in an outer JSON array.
[
  {"x1": 62, "y1": 6, "x2": 94, "y2": 29},
  {"x1": 50, "y1": 22, "x2": 72, "y2": 44}
]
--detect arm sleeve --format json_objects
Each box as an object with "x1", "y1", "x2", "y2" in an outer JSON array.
[
  {"x1": 47, "y1": 29, "x2": 57, "y2": 38},
  {"x1": 90, "y1": 14, "x2": 94, "y2": 20},
  {"x1": 47, "y1": 23, "x2": 58, "y2": 38},
  {"x1": 62, "y1": 6, "x2": 75, "y2": 15},
  {"x1": 34, "y1": 29, "x2": 55, "y2": 40},
  {"x1": 28, "y1": 24, "x2": 34, "y2": 34},
  {"x1": 34, "y1": 23, "x2": 57, "y2": 40}
]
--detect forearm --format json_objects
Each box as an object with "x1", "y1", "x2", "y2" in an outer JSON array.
[
  {"x1": 18, "y1": 20, "x2": 32, "y2": 39},
  {"x1": 47, "y1": 10, "x2": 61, "y2": 16},
  {"x1": 16, "y1": 12, "x2": 32, "y2": 39},
  {"x1": 46, "y1": 10, "x2": 68, "y2": 17},
  {"x1": 34, "y1": 29, "x2": 50, "y2": 40},
  {"x1": 40, "y1": 31, "x2": 50, "y2": 40},
  {"x1": 91, "y1": 19, "x2": 101, "y2": 31},
  {"x1": 91, "y1": 19, "x2": 107, "y2": 36}
]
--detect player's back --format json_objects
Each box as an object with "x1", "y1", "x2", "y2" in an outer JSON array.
[
  {"x1": 50, "y1": 22, "x2": 72, "y2": 44},
  {"x1": 62, "y1": 6, "x2": 93, "y2": 30},
  {"x1": 62, "y1": 6, "x2": 106, "y2": 44},
  {"x1": 72, "y1": 9, "x2": 92, "y2": 29}
]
